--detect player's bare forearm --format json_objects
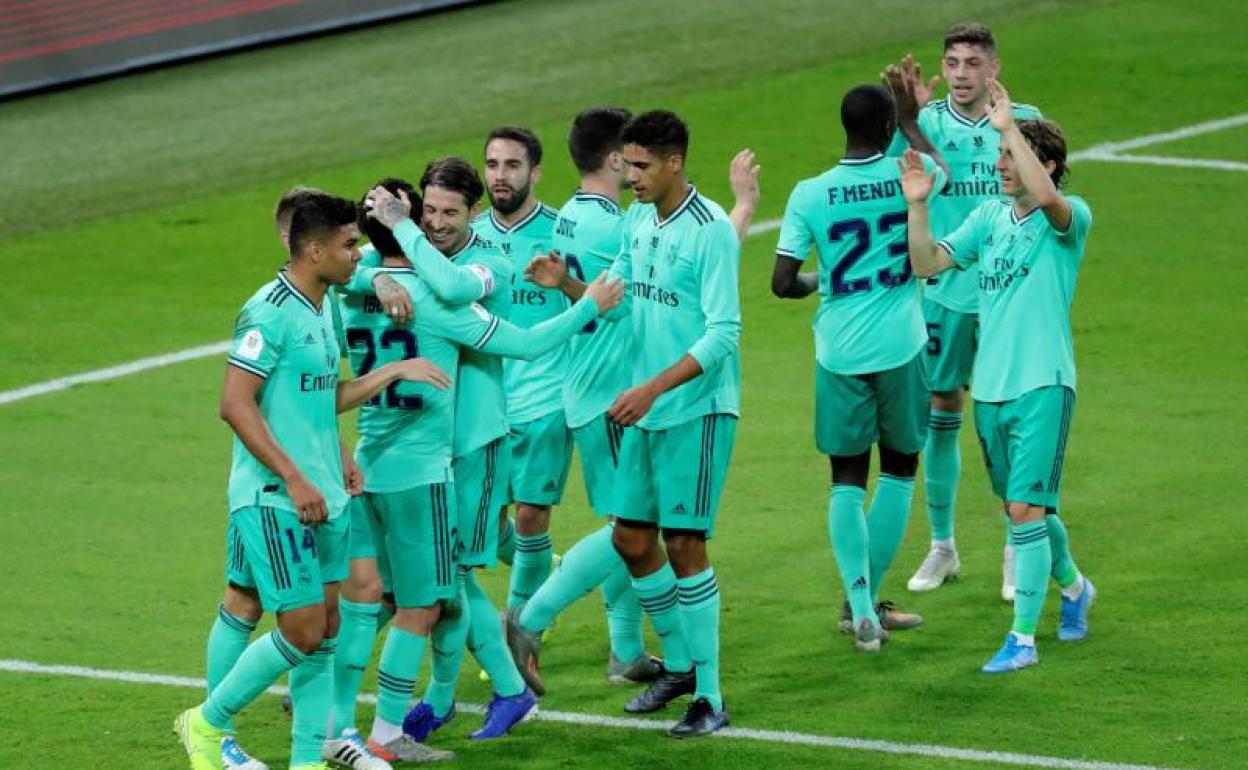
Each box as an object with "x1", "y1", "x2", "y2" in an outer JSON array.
[
  {"x1": 729, "y1": 200, "x2": 756, "y2": 243},
  {"x1": 771, "y1": 258, "x2": 818, "y2": 299},
  {"x1": 650, "y1": 354, "x2": 704, "y2": 396},
  {"x1": 557, "y1": 273, "x2": 588, "y2": 301},
  {"x1": 608, "y1": 354, "x2": 704, "y2": 426},
  {"x1": 336, "y1": 365, "x2": 398, "y2": 413},
  {"x1": 219, "y1": 374, "x2": 304, "y2": 484},
  {"x1": 1001, "y1": 125, "x2": 1071, "y2": 230},
  {"x1": 898, "y1": 121, "x2": 951, "y2": 187},
  {"x1": 906, "y1": 202, "x2": 954, "y2": 277}
]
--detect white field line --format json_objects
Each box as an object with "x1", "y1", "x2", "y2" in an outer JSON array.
[
  {"x1": 0, "y1": 112, "x2": 1244, "y2": 410},
  {"x1": 0, "y1": 658, "x2": 1184, "y2": 770}
]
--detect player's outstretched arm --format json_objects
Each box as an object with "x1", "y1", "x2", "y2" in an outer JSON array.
[
  {"x1": 986, "y1": 79, "x2": 1071, "y2": 231},
  {"x1": 900, "y1": 149, "x2": 955, "y2": 277},
  {"x1": 527, "y1": 252, "x2": 588, "y2": 301},
  {"x1": 728, "y1": 148, "x2": 761, "y2": 243},
  {"x1": 771, "y1": 257, "x2": 818, "y2": 298},
  {"x1": 336, "y1": 357, "x2": 450, "y2": 413},
  {"x1": 884, "y1": 60, "x2": 951, "y2": 184},
  {"x1": 220, "y1": 366, "x2": 328, "y2": 524},
  {"x1": 342, "y1": 267, "x2": 414, "y2": 326},
  {"x1": 475, "y1": 274, "x2": 623, "y2": 359}
]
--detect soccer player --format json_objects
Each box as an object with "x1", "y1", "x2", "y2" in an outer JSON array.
[
  {"x1": 773, "y1": 85, "x2": 938, "y2": 653},
  {"x1": 203, "y1": 187, "x2": 415, "y2": 770},
  {"x1": 901, "y1": 79, "x2": 1096, "y2": 672},
  {"x1": 473, "y1": 127, "x2": 570, "y2": 610},
  {"x1": 355, "y1": 159, "x2": 624, "y2": 743},
  {"x1": 884, "y1": 24, "x2": 1043, "y2": 599},
  {"x1": 506, "y1": 110, "x2": 763, "y2": 696},
  {"x1": 175, "y1": 192, "x2": 451, "y2": 770},
  {"x1": 606, "y1": 110, "x2": 740, "y2": 737}
]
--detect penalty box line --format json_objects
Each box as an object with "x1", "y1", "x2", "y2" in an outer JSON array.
[
  {"x1": 0, "y1": 658, "x2": 1182, "y2": 770},
  {"x1": 1, "y1": 111, "x2": 1245, "y2": 409}
]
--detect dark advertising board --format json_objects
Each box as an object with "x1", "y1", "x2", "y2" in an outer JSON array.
[{"x1": 0, "y1": 0, "x2": 477, "y2": 99}]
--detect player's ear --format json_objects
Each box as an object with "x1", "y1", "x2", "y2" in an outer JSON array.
[
  {"x1": 607, "y1": 150, "x2": 624, "y2": 174},
  {"x1": 990, "y1": 56, "x2": 1001, "y2": 79},
  {"x1": 530, "y1": 164, "x2": 542, "y2": 185}
]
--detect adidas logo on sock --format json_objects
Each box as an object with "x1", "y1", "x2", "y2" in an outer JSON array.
[{"x1": 852, "y1": 576, "x2": 868, "y2": 590}]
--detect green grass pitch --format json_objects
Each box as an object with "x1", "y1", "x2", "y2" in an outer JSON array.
[{"x1": 2, "y1": 0, "x2": 1246, "y2": 768}]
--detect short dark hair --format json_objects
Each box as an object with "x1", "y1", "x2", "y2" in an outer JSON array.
[
  {"x1": 360, "y1": 178, "x2": 420, "y2": 257},
  {"x1": 944, "y1": 22, "x2": 996, "y2": 54},
  {"x1": 486, "y1": 126, "x2": 542, "y2": 167},
  {"x1": 568, "y1": 107, "x2": 633, "y2": 174},
  {"x1": 621, "y1": 110, "x2": 689, "y2": 160},
  {"x1": 840, "y1": 84, "x2": 896, "y2": 144},
  {"x1": 274, "y1": 185, "x2": 324, "y2": 230},
  {"x1": 288, "y1": 193, "x2": 358, "y2": 257},
  {"x1": 420, "y1": 157, "x2": 486, "y2": 208},
  {"x1": 1017, "y1": 119, "x2": 1070, "y2": 186}
]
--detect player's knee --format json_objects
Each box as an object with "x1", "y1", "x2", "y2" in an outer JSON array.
[
  {"x1": 612, "y1": 521, "x2": 656, "y2": 564},
  {"x1": 878, "y1": 446, "x2": 919, "y2": 478},
  {"x1": 222, "y1": 585, "x2": 262, "y2": 623},
  {"x1": 345, "y1": 572, "x2": 384, "y2": 603},
  {"x1": 279, "y1": 608, "x2": 327, "y2": 655},
  {"x1": 1006, "y1": 501, "x2": 1044, "y2": 524},
  {"x1": 514, "y1": 503, "x2": 550, "y2": 533},
  {"x1": 829, "y1": 451, "x2": 870, "y2": 487},
  {"x1": 931, "y1": 390, "x2": 964, "y2": 412},
  {"x1": 662, "y1": 530, "x2": 708, "y2": 574}
]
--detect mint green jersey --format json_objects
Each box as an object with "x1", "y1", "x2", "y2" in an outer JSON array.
[
  {"x1": 226, "y1": 271, "x2": 348, "y2": 518},
  {"x1": 888, "y1": 96, "x2": 1042, "y2": 312},
  {"x1": 553, "y1": 191, "x2": 634, "y2": 429},
  {"x1": 777, "y1": 153, "x2": 945, "y2": 375},
  {"x1": 473, "y1": 204, "x2": 570, "y2": 424},
  {"x1": 607, "y1": 187, "x2": 741, "y2": 430},
  {"x1": 939, "y1": 195, "x2": 1092, "y2": 402},
  {"x1": 341, "y1": 267, "x2": 459, "y2": 492}
]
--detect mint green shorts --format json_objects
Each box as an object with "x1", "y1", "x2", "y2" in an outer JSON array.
[
  {"x1": 454, "y1": 436, "x2": 512, "y2": 568},
  {"x1": 354, "y1": 483, "x2": 457, "y2": 608},
  {"x1": 815, "y1": 352, "x2": 930, "y2": 457},
  {"x1": 923, "y1": 299, "x2": 978, "y2": 394},
  {"x1": 973, "y1": 386, "x2": 1076, "y2": 509},
  {"x1": 509, "y1": 410, "x2": 573, "y2": 506},
  {"x1": 615, "y1": 414, "x2": 737, "y2": 536},
  {"x1": 225, "y1": 506, "x2": 347, "y2": 613},
  {"x1": 572, "y1": 413, "x2": 628, "y2": 517}
]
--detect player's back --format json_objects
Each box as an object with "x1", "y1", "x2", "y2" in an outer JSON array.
[
  {"x1": 340, "y1": 268, "x2": 460, "y2": 491},
  {"x1": 787, "y1": 154, "x2": 929, "y2": 375},
  {"x1": 553, "y1": 191, "x2": 634, "y2": 429}
]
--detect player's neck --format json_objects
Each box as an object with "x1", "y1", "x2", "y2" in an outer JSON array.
[
  {"x1": 656, "y1": 179, "x2": 690, "y2": 220},
  {"x1": 843, "y1": 141, "x2": 884, "y2": 160},
  {"x1": 951, "y1": 94, "x2": 989, "y2": 122},
  {"x1": 1011, "y1": 192, "x2": 1040, "y2": 218},
  {"x1": 284, "y1": 263, "x2": 327, "y2": 309},
  {"x1": 579, "y1": 173, "x2": 620, "y2": 203},
  {"x1": 494, "y1": 196, "x2": 539, "y2": 227}
]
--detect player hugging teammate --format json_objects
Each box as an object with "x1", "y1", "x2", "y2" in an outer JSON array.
[{"x1": 176, "y1": 21, "x2": 1095, "y2": 768}]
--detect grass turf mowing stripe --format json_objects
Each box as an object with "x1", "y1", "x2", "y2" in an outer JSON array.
[{"x1": 0, "y1": 658, "x2": 1184, "y2": 770}]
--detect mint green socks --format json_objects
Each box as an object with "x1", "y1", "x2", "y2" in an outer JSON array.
[
  {"x1": 332, "y1": 597, "x2": 380, "y2": 734},
  {"x1": 509, "y1": 532, "x2": 553, "y2": 608},
  {"x1": 602, "y1": 563, "x2": 645, "y2": 663},
  {"x1": 289, "y1": 638, "x2": 335, "y2": 765},
  {"x1": 633, "y1": 563, "x2": 691, "y2": 673},
  {"x1": 925, "y1": 410, "x2": 962, "y2": 543},
  {"x1": 423, "y1": 570, "x2": 470, "y2": 719},
  {"x1": 1010, "y1": 520, "x2": 1052, "y2": 637},
  {"x1": 1045, "y1": 512, "x2": 1080, "y2": 588},
  {"x1": 202, "y1": 629, "x2": 307, "y2": 729},
  {"x1": 205, "y1": 605, "x2": 256, "y2": 732},
  {"x1": 867, "y1": 474, "x2": 916, "y2": 604},
  {"x1": 374, "y1": 626, "x2": 428, "y2": 733},
  {"x1": 677, "y1": 568, "x2": 722, "y2": 711},
  {"x1": 466, "y1": 572, "x2": 526, "y2": 697},
  {"x1": 520, "y1": 524, "x2": 617, "y2": 633},
  {"x1": 829, "y1": 485, "x2": 874, "y2": 625}
]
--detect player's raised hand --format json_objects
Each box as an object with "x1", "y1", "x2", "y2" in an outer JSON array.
[
  {"x1": 373, "y1": 273, "x2": 414, "y2": 325},
  {"x1": 984, "y1": 78, "x2": 1015, "y2": 133},
  {"x1": 883, "y1": 64, "x2": 920, "y2": 124},
  {"x1": 903, "y1": 54, "x2": 939, "y2": 105},
  {"x1": 364, "y1": 185, "x2": 411, "y2": 228},
  {"x1": 898, "y1": 149, "x2": 937, "y2": 203},
  {"x1": 729, "y1": 148, "x2": 760, "y2": 211},
  {"x1": 288, "y1": 474, "x2": 328, "y2": 525},
  {"x1": 392, "y1": 357, "x2": 452, "y2": 390},
  {"x1": 525, "y1": 251, "x2": 568, "y2": 288},
  {"x1": 583, "y1": 273, "x2": 625, "y2": 315}
]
